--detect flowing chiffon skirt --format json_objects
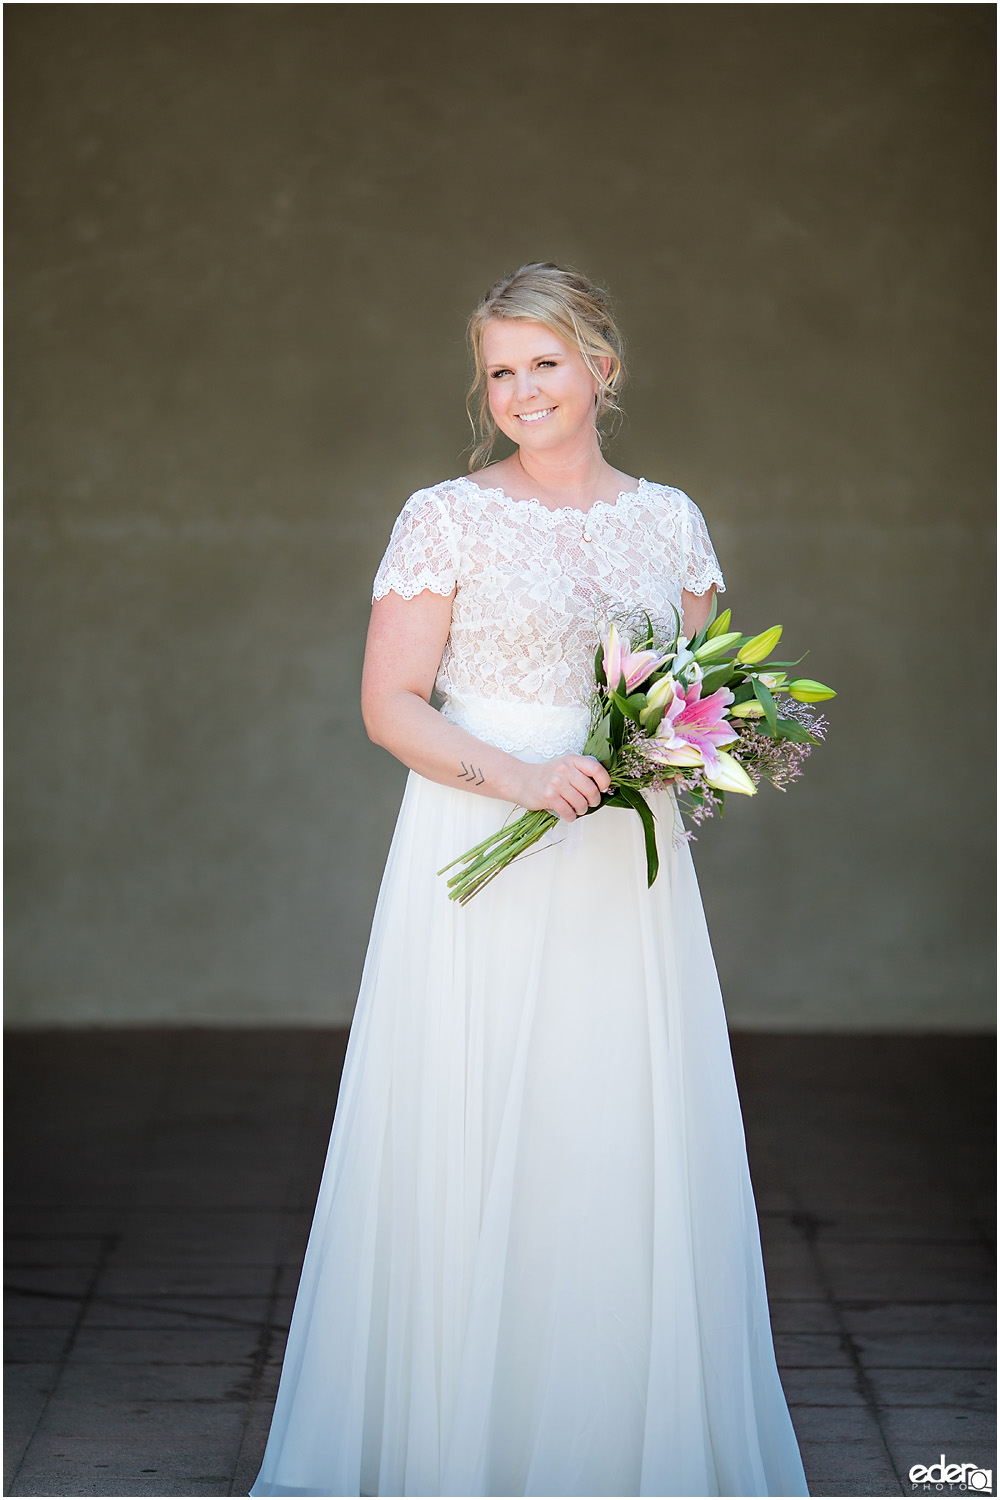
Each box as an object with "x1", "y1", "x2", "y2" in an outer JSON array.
[{"x1": 250, "y1": 698, "x2": 809, "y2": 1498}]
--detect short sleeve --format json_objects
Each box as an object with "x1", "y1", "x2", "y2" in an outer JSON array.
[
  {"x1": 372, "y1": 487, "x2": 460, "y2": 602},
  {"x1": 678, "y1": 490, "x2": 726, "y2": 596}
]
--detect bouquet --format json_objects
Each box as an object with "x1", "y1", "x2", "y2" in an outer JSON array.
[{"x1": 439, "y1": 595, "x2": 835, "y2": 904}]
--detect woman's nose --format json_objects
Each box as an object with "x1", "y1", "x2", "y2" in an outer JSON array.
[{"x1": 513, "y1": 368, "x2": 537, "y2": 401}]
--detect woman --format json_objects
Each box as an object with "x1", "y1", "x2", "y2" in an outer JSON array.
[{"x1": 250, "y1": 263, "x2": 810, "y2": 1498}]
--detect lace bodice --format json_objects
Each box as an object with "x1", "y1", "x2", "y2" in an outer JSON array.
[{"x1": 372, "y1": 475, "x2": 726, "y2": 755}]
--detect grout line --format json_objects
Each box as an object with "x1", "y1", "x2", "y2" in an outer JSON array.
[
  {"x1": 4, "y1": 1283, "x2": 280, "y2": 1328},
  {"x1": 6, "y1": 1228, "x2": 120, "y2": 1495},
  {"x1": 788, "y1": 1207, "x2": 908, "y2": 1496},
  {"x1": 6, "y1": 1033, "x2": 186, "y2": 1495},
  {"x1": 227, "y1": 1260, "x2": 284, "y2": 1497},
  {"x1": 226, "y1": 1034, "x2": 341, "y2": 1495}
]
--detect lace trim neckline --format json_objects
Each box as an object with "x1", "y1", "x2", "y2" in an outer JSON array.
[{"x1": 449, "y1": 472, "x2": 651, "y2": 520}]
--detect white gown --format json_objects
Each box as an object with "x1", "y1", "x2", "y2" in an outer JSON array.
[{"x1": 249, "y1": 476, "x2": 810, "y2": 1498}]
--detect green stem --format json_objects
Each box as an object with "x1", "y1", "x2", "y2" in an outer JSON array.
[{"x1": 442, "y1": 809, "x2": 558, "y2": 903}]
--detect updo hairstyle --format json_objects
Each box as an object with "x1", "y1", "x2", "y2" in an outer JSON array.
[{"x1": 465, "y1": 261, "x2": 627, "y2": 471}]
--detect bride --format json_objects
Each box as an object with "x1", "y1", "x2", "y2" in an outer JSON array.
[{"x1": 249, "y1": 262, "x2": 810, "y2": 1498}]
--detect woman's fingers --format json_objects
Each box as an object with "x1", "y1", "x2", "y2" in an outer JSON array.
[
  {"x1": 532, "y1": 754, "x2": 611, "y2": 819},
  {"x1": 552, "y1": 787, "x2": 587, "y2": 820},
  {"x1": 570, "y1": 763, "x2": 606, "y2": 807},
  {"x1": 560, "y1": 773, "x2": 599, "y2": 818},
  {"x1": 576, "y1": 755, "x2": 612, "y2": 793}
]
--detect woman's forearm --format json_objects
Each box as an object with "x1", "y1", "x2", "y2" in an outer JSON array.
[{"x1": 364, "y1": 690, "x2": 530, "y2": 805}]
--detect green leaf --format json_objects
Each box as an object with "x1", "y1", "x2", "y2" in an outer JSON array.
[
  {"x1": 642, "y1": 704, "x2": 666, "y2": 737},
  {"x1": 700, "y1": 663, "x2": 737, "y2": 695},
  {"x1": 610, "y1": 690, "x2": 646, "y2": 726},
  {"x1": 752, "y1": 676, "x2": 779, "y2": 735},
  {"x1": 730, "y1": 680, "x2": 755, "y2": 705},
  {"x1": 774, "y1": 715, "x2": 814, "y2": 744},
  {"x1": 594, "y1": 643, "x2": 607, "y2": 688},
  {"x1": 753, "y1": 653, "x2": 808, "y2": 669},
  {"x1": 584, "y1": 713, "x2": 612, "y2": 762},
  {"x1": 664, "y1": 601, "x2": 682, "y2": 653},
  {"x1": 616, "y1": 785, "x2": 660, "y2": 887},
  {"x1": 609, "y1": 699, "x2": 625, "y2": 750}
]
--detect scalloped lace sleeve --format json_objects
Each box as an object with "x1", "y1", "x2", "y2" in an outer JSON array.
[
  {"x1": 678, "y1": 490, "x2": 727, "y2": 596},
  {"x1": 372, "y1": 487, "x2": 460, "y2": 602}
]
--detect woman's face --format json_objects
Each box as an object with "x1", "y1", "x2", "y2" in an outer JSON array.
[{"x1": 482, "y1": 319, "x2": 605, "y2": 455}]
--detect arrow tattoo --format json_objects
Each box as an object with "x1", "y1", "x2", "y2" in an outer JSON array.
[{"x1": 457, "y1": 762, "x2": 486, "y2": 787}]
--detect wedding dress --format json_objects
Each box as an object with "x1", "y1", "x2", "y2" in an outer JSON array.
[{"x1": 249, "y1": 475, "x2": 810, "y2": 1498}]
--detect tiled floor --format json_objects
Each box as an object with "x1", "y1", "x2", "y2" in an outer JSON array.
[{"x1": 4, "y1": 1031, "x2": 995, "y2": 1498}]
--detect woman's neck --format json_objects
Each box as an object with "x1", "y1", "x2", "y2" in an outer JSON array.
[{"x1": 512, "y1": 442, "x2": 614, "y2": 506}]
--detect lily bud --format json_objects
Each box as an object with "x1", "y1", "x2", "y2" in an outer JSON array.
[
  {"x1": 639, "y1": 674, "x2": 676, "y2": 725},
  {"x1": 601, "y1": 622, "x2": 626, "y2": 691},
  {"x1": 704, "y1": 608, "x2": 733, "y2": 640},
  {"x1": 668, "y1": 642, "x2": 704, "y2": 687},
  {"x1": 692, "y1": 631, "x2": 742, "y2": 662},
  {"x1": 728, "y1": 700, "x2": 765, "y2": 718},
  {"x1": 653, "y1": 741, "x2": 704, "y2": 768},
  {"x1": 703, "y1": 750, "x2": 757, "y2": 796},
  {"x1": 737, "y1": 625, "x2": 783, "y2": 665},
  {"x1": 787, "y1": 678, "x2": 836, "y2": 702},
  {"x1": 758, "y1": 671, "x2": 787, "y2": 690}
]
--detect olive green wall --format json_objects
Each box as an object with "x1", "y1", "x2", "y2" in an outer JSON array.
[{"x1": 6, "y1": 4, "x2": 994, "y2": 1028}]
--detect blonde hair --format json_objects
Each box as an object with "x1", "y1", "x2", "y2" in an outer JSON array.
[{"x1": 465, "y1": 261, "x2": 627, "y2": 471}]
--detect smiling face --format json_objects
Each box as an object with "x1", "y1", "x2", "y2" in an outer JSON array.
[{"x1": 482, "y1": 319, "x2": 605, "y2": 455}]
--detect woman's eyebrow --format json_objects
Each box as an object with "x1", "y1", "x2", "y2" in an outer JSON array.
[{"x1": 486, "y1": 352, "x2": 563, "y2": 369}]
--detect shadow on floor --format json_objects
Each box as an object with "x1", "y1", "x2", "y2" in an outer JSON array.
[{"x1": 4, "y1": 1030, "x2": 996, "y2": 1498}]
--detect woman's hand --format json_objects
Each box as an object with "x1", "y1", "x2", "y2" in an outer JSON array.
[{"x1": 514, "y1": 755, "x2": 612, "y2": 821}]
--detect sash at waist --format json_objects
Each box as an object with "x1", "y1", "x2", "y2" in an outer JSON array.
[{"x1": 438, "y1": 693, "x2": 591, "y2": 762}]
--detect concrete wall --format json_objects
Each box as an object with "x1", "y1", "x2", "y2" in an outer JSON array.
[{"x1": 6, "y1": 4, "x2": 994, "y2": 1028}]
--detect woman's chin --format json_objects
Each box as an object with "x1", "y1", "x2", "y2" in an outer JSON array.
[{"x1": 508, "y1": 421, "x2": 573, "y2": 450}]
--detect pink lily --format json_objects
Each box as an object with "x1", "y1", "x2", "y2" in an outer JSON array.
[
  {"x1": 650, "y1": 679, "x2": 738, "y2": 772},
  {"x1": 601, "y1": 622, "x2": 667, "y2": 694}
]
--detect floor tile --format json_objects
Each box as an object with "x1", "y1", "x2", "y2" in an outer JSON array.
[
  {"x1": 4, "y1": 1235, "x2": 109, "y2": 1268},
  {"x1": 4, "y1": 1029, "x2": 992, "y2": 1500},
  {"x1": 774, "y1": 1332, "x2": 853, "y2": 1368},
  {"x1": 3, "y1": 1364, "x2": 59, "y2": 1488},
  {"x1": 10, "y1": 1439, "x2": 233, "y2": 1498},
  {"x1": 818, "y1": 1239, "x2": 995, "y2": 1302},
  {"x1": 770, "y1": 1299, "x2": 841, "y2": 1335},
  {"x1": 77, "y1": 1294, "x2": 273, "y2": 1333},
  {"x1": 866, "y1": 1367, "x2": 996, "y2": 1411},
  {"x1": 106, "y1": 1210, "x2": 302, "y2": 1268},
  {"x1": 4, "y1": 1329, "x2": 73, "y2": 1364},
  {"x1": 841, "y1": 1302, "x2": 995, "y2": 1370},
  {"x1": 229, "y1": 1399, "x2": 276, "y2": 1496},
  {"x1": 4, "y1": 1288, "x2": 87, "y2": 1330},
  {"x1": 27, "y1": 1391, "x2": 247, "y2": 1446},
  {"x1": 782, "y1": 1366, "x2": 868, "y2": 1406},
  {"x1": 54, "y1": 1361, "x2": 259, "y2": 1404},
  {"x1": 95, "y1": 1264, "x2": 277, "y2": 1298},
  {"x1": 878, "y1": 1404, "x2": 997, "y2": 1444},
  {"x1": 67, "y1": 1327, "x2": 262, "y2": 1365}
]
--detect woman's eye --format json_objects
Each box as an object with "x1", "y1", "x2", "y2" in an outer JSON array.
[
  {"x1": 489, "y1": 369, "x2": 512, "y2": 380},
  {"x1": 537, "y1": 360, "x2": 557, "y2": 368}
]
